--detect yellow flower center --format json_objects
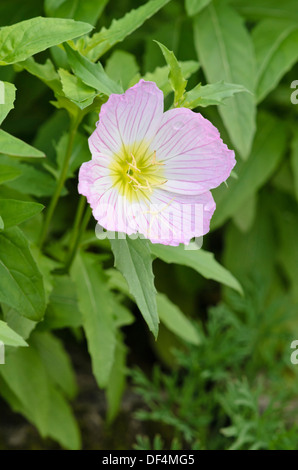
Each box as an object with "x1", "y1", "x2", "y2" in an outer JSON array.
[{"x1": 110, "y1": 141, "x2": 167, "y2": 201}]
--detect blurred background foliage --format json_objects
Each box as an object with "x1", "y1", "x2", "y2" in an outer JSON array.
[{"x1": 0, "y1": 0, "x2": 298, "y2": 450}]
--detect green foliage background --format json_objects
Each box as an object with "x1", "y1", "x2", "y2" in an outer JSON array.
[{"x1": 0, "y1": 0, "x2": 297, "y2": 450}]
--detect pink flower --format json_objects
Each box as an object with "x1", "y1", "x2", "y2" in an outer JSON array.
[{"x1": 78, "y1": 80, "x2": 235, "y2": 246}]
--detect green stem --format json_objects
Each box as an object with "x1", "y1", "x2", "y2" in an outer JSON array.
[
  {"x1": 64, "y1": 204, "x2": 92, "y2": 272},
  {"x1": 38, "y1": 119, "x2": 79, "y2": 248}
]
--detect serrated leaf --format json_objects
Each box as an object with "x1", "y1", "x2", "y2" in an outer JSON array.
[
  {"x1": 71, "y1": 253, "x2": 117, "y2": 388},
  {"x1": 0, "y1": 129, "x2": 45, "y2": 158},
  {"x1": 181, "y1": 81, "x2": 248, "y2": 108},
  {"x1": 83, "y1": 0, "x2": 171, "y2": 61},
  {"x1": 155, "y1": 41, "x2": 187, "y2": 106},
  {"x1": 253, "y1": 19, "x2": 298, "y2": 103},
  {"x1": 0, "y1": 81, "x2": 16, "y2": 125},
  {"x1": 0, "y1": 320, "x2": 28, "y2": 347},
  {"x1": 0, "y1": 227, "x2": 46, "y2": 321},
  {"x1": 110, "y1": 237, "x2": 159, "y2": 337},
  {"x1": 0, "y1": 17, "x2": 93, "y2": 65},
  {"x1": 157, "y1": 293, "x2": 200, "y2": 345},
  {"x1": 193, "y1": 0, "x2": 256, "y2": 158},
  {"x1": 151, "y1": 243, "x2": 243, "y2": 294},
  {"x1": 0, "y1": 199, "x2": 44, "y2": 229},
  {"x1": 64, "y1": 43, "x2": 122, "y2": 95}
]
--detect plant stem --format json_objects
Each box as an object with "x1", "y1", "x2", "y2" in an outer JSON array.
[
  {"x1": 64, "y1": 203, "x2": 92, "y2": 271},
  {"x1": 38, "y1": 119, "x2": 79, "y2": 249}
]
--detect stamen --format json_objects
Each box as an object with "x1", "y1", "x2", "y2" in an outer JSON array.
[
  {"x1": 152, "y1": 150, "x2": 164, "y2": 166},
  {"x1": 126, "y1": 160, "x2": 141, "y2": 172}
]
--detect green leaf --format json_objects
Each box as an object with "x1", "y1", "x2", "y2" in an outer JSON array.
[
  {"x1": 106, "y1": 50, "x2": 139, "y2": 90},
  {"x1": 0, "y1": 81, "x2": 16, "y2": 125},
  {"x1": 6, "y1": 163, "x2": 58, "y2": 196},
  {"x1": 291, "y1": 133, "x2": 298, "y2": 202},
  {"x1": 0, "y1": 216, "x2": 3, "y2": 230},
  {"x1": 0, "y1": 129, "x2": 45, "y2": 158},
  {"x1": 43, "y1": 275, "x2": 82, "y2": 330},
  {"x1": 155, "y1": 41, "x2": 187, "y2": 106},
  {"x1": 181, "y1": 81, "x2": 248, "y2": 108},
  {"x1": 0, "y1": 320, "x2": 28, "y2": 347},
  {"x1": 55, "y1": 131, "x2": 91, "y2": 179},
  {"x1": 150, "y1": 243, "x2": 243, "y2": 294},
  {"x1": 0, "y1": 341, "x2": 80, "y2": 449},
  {"x1": 46, "y1": 386, "x2": 81, "y2": 450},
  {"x1": 45, "y1": 0, "x2": 108, "y2": 25},
  {"x1": 110, "y1": 237, "x2": 159, "y2": 337},
  {"x1": 211, "y1": 112, "x2": 288, "y2": 229},
  {"x1": 0, "y1": 164, "x2": 21, "y2": 184},
  {"x1": 0, "y1": 227, "x2": 46, "y2": 321},
  {"x1": 106, "y1": 337, "x2": 127, "y2": 423},
  {"x1": 2, "y1": 305, "x2": 37, "y2": 341},
  {"x1": 193, "y1": 0, "x2": 256, "y2": 158},
  {"x1": 231, "y1": 0, "x2": 298, "y2": 22},
  {"x1": 31, "y1": 331, "x2": 77, "y2": 400},
  {"x1": 64, "y1": 43, "x2": 122, "y2": 95},
  {"x1": 0, "y1": 199, "x2": 44, "y2": 229},
  {"x1": 17, "y1": 57, "x2": 61, "y2": 94},
  {"x1": 142, "y1": 61, "x2": 199, "y2": 96},
  {"x1": 83, "y1": 0, "x2": 171, "y2": 61},
  {"x1": 0, "y1": 346, "x2": 51, "y2": 435},
  {"x1": 253, "y1": 19, "x2": 298, "y2": 103},
  {"x1": 71, "y1": 253, "x2": 117, "y2": 388},
  {"x1": 185, "y1": 0, "x2": 212, "y2": 16},
  {"x1": 0, "y1": 17, "x2": 93, "y2": 65},
  {"x1": 58, "y1": 68, "x2": 96, "y2": 109},
  {"x1": 157, "y1": 293, "x2": 200, "y2": 345}
]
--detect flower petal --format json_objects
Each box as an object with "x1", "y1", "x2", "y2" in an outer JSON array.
[
  {"x1": 130, "y1": 189, "x2": 216, "y2": 246},
  {"x1": 89, "y1": 80, "x2": 164, "y2": 160},
  {"x1": 150, "y1": 108, "x2": 236, "y2": 195}
]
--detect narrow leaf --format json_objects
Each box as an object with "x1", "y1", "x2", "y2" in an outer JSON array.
[
  {"x1": 71, "y1": 253, "x2": 116, "y2": 388},
  {"x1": 0, "y1": 199, "x2": 44, "y2": 229},
  {"x1": 110, "y1": 237, "x2": 159, "y2": 337},
  {"x1": 84, "y1": 0, "x2": 171, "y2": 61},
  {"x1": 0, "y1": 129, "x2": 45, "y2": 158},
  {"x1": 0, "y1": 82, "x2": 16, "y2": 125},
  {"x1": 64, "y1": 43, "x2": 122, "y2": 95},
  {"x1": 193, "y1": 0, "x2": 256, "y2": 158},
  {"x1": 151, "y1": 243, "x2": 243, "y2": 294},
  {"x1": 0, "y1": 320, "x2": 28, "y2": 347},
  {"x1": 0, "y1": 227, "x2": 46, "y2": 321},
  {"x1": 157, "y1": 293, "x2": 200, "y2": 345}
]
